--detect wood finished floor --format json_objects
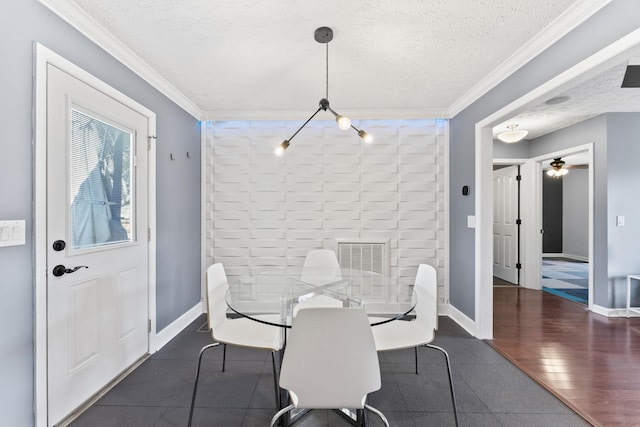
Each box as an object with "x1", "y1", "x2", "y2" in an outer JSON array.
[{"x1": 489, "y1": 287, "x2": 640, "y2": 427}]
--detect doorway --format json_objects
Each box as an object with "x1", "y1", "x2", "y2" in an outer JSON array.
[
  {"x1": 540, "y1": 151, "x2": 591, "y2": 306},
  {"x1": 473, "y1": 30, "x2": 640, "y2": 339},
  {"x1": 34, "y1": 44, "x2": 157, "y2": 426}
]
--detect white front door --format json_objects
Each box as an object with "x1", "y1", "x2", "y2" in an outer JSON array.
[
  {"x1": 46, "y1": 64, "x2": 150, "y2": 425},
  {"x1": 493, "y1": 165, "x2": 519, "y2": 284}
]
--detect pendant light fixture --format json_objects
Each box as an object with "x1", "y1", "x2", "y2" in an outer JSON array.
[
  {"x1": 275, "y1": 27, "x2": 373, "y2": 156},
  {"x1": 546, "y1": 157, "x2": 569, "y2": 178},
  {"x1": 497, "y1": 124, "x2": 528, "y2": 143}
]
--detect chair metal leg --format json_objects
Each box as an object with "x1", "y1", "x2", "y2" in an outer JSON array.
[
  {"x1": 414, "y1": 347, "x2": 419, "y2": 374},
  {"x1": 269, "y1": 403, "x2": 295, "y2": 427},
  {"x1": 187, "y1": 342, "x2": 221, "y2": 427},
  {"x1": 222, "y1": 343, "x2": 227, "y2": 372},
  {"x1": 425, "y1": 344, "x2": 459, "y2": 427},
  {"x1": 364, "y1": 404, "x2": 389, "y2": 427},
  {"x1": 271, "y1": 352, "x2": 280, "y2": 409}
]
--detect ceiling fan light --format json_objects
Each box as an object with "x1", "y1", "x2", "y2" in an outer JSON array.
[
  {"x1": 547, "y1": 157, "x2": 569, "y2": 178},
  {"x1": 336, "y1": 115, "x2": 351, "y2": 130}
]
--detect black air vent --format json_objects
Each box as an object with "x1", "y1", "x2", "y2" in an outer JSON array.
[{"x1": 621, "y1": 65, "x2": 640, "y2": 87}]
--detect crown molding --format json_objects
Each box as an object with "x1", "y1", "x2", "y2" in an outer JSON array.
[
  {"x1": 201, "y1": 107, "x2": 450, "y2": 121},
  {"x1": 38, "y1": 0, "x2": 204, "y2": 120},
  {"x1": 447, "y1": 0, "x2": 614, "y2": 118}
]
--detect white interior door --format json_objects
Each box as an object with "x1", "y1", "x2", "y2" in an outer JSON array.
[
  {"x1": 46, "y1": 64, "x2": 149, "y2": 425},
  {"x1": 493, "y1": 165, "x2": 519, "y2": 284}
]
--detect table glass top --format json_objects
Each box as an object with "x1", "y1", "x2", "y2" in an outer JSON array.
[{"x1": 225, "y1": 268, "x2": 416, "y2": 327}]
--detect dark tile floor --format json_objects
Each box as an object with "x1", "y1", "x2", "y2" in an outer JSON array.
[{"x1": 69, "y1": 316, "x2": 588, "y2": 427}]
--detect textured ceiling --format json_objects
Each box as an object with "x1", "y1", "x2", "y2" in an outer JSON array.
[
  {"x1": 495, "y1": 56, "x2": 640, "y2": 141},
  {"x1": 69, "y1": 0, "x2": 579, "y2": 119}
]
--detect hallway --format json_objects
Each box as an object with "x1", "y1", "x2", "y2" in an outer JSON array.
[{"x1": 490, "y1": 287, "x2": 640, "y2": 426}]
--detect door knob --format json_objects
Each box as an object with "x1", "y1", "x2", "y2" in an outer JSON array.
[{"x1": 52, "y1": 265, "x2": 88, "y2": 277}]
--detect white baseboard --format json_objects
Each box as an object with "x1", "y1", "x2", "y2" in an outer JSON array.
[
  {"x1": 445, "y1": 303, "x2": 477, "y2": 337},
  {"x1": 154, "y1": 301, "x2": 204, "y2": 351},
  {"x1": 563, "y1": 253, "x2": 588, "y2": 262},
  {"x1": 542, "y1": 252, "x2": 588, "y2": 262},
  {"x1": 591, "y1": 304, "x2": 638, "y2": 318}
]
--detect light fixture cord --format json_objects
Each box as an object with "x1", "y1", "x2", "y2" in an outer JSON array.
[{"x1": 325, "y1": 43, "x2": 329, "y2": 99}]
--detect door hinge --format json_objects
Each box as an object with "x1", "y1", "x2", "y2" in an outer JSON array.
[
  {"x1": 147, "y1": 135, "x2": 156, "y2": 150},
  {"x1": 147, "y1": 319, "x2": 152, "y2": 333},
  {"x1": 516, "y1": 174, "x2": 522, "y2": 181},
  {"x1": 516, "y1": 219, "x2": 522, "y2": 225},
  {"x1": 148, "y1": 228, "x2": 151, "y2": 241},
  {"x1": 516, "y1": 263, "x2": 522, "y2": 270}
]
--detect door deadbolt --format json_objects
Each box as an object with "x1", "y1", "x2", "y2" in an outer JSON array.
[{"x1": 52, "y1": 240, "x2": 66, "y2": 251}]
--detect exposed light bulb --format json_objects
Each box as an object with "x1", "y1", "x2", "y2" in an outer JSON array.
[
  {"x1": 358, "y1": 130, "x2": 373, "y2": 143},
  {"x1": 336, "y1": 115, "x2": 351, "y2": 130},
  {"x1": 275, "y1": 140, "x2": 290, "y2": 156}
]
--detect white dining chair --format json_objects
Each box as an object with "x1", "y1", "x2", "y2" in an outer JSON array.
[
  {"x1": 300, "y1": 249, "x2": 341, "y2": 285},
  {"x1": 187, "y1": 263, "x2": 283, "y2": 427},
  {"x1": 270, "y1": 307, "x2": 389, "y2": 427},
  {"x1": 370, "y1": 264, "x2": 459, "y2": 426}
]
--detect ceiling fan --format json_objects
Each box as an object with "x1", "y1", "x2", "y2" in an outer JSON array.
[{"x1": 545, "y1": 157, "x2": 588, "y2": 178}]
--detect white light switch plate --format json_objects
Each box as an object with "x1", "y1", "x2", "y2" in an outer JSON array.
[
  {"x1": 617, "y1": 215, "x2": 625, "y2": 227},
  {"x1": 0, "y1": 220, "x2": 26, "y2": 247},
  {"x1": 467, "y1": 215, "x2": 476, "y2": 228}
]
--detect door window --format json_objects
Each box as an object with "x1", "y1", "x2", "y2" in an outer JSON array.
[{"x1": 70, "y1": 109, "x2": 134, "y2": 249}]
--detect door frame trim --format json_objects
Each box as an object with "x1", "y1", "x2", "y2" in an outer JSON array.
[{"x1": 33, "y1": 43, "x2": 157, "y2": 427}]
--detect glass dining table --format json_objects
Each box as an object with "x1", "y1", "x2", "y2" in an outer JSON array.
[
  {"x1": 225, "y1": 267, "x2": 417, "y2": 328},
  {"x1": 225, "y1": 267, "x2": 417, "y2": 425}
]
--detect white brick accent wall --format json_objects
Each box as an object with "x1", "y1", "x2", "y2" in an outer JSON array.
[{"x1": 204, "y1": 119, "x2": 447, "y2": 301}]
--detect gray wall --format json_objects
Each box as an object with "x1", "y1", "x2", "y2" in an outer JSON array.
[
  {"x1": 563, "y1": 168, "x2": 589, "y2": 259},
  {"x1": 0, "y1": 1, "x2": 201, "y2": 425},
  {"x1": 606, "y1": 113, "x2": 640, "y2": 306},
  {"x1": 493, "y1": 138, "x2": 531, "y2": 159},
  {"x1": 450, "y1": 0, "x2": 640, "y2": 317}
]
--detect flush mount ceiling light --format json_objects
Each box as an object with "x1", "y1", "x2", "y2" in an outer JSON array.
[
  {"x1": 275, "y1": 27, "x2": 373, "y2": 156},
  {"x1": 497, "y1": 124, "x2": 528, "y2": 143},
  {"x1": 546, "y1": 157, "x2": 569, "y2": 178}
]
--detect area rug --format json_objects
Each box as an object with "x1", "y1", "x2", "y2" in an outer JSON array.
[{"x1": 542, "y1": 257, "x2": 589, "y2": 305}]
